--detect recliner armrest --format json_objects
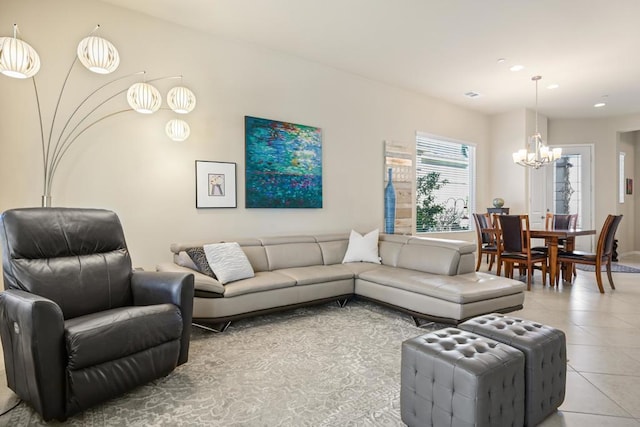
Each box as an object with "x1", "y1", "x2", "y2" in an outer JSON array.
[
  {"x1": 0, "y1": 289, "x2": 66, "y2": 421},
  {"x1": 131, "y1": 271, "x2": 194, "y2": 307},
  {"x1": 131, "y1": 271, "x2": 194, "y2": 365}
]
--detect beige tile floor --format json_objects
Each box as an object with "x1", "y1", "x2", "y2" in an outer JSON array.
[
  {"x1": 499, "y1": 253, "x2": 640, "y2": 426},
  {"x1": 0, "y1": 256, "x2": 639, "y2": 425}
]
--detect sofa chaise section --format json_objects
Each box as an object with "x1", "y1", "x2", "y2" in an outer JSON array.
[
  {"x1": 355, "y1": 235, "x2": 524, "y2": 323},
  {"x1": 355, "y1": 268, "x2": 526, "y2": 324}
]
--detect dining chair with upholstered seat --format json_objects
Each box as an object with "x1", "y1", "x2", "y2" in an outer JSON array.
[
  {"x1": 472, "y1": 213, "x2": 499, "y2": 273},
  {"x1": 550, "y1": 213, "x2": 579, "y2": 249},
  {"x1": 496, "y1": 214, "x2": 548, "y2": 291},
  {"x1": 555, "y1": 214, "x2": 623, "y2": 293},
  {"x1": 531, "y1": 212, "x2": 579, "y2": 280},
  {"x1": 532, "y1": 212, "x2": 578, "y2": 251},
  {"x1": 548, "y1": 212, "x2": 578, "y2": 230}
]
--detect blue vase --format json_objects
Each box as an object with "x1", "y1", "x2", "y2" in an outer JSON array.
[{"x1": 384, "y1": 168, "x2": 396, "y2": 234}]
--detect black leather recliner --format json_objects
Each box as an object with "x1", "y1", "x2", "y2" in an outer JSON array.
[{"x1": 0, "y1": 207, "x2": 194, "y2": 421}]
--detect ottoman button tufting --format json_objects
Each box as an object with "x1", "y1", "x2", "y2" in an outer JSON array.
[
  {"x1": 460, "y1": 313, "x2": 567, "y2": 427},
  {"x1": 401, "y1": 328, "x2": 525, "y2": 427}
]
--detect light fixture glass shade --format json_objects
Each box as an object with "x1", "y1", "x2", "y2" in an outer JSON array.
[
  {"x1": 127, "y1": 82, "x2": 161, "y2": 114},
  {"x1": 167, "y1": 86, "x2": 196, "y2": 114},
  {"x1": 77, "y1": 36, "x2": 120, "y2": 74},
  {"x1": 513, "y1": 132, "x2": 562, "y2": 169},
  {"x1": 513, "y1": 75, "x2": 562, "y2": 169},
  {"x1": 0, "y1": 36, "x2": 40, "y2": 78},
  {"x1": 166, "y1": 119, "x2": 190, "y2": 141}
]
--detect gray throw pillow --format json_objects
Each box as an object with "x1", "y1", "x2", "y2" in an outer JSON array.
[
  {"x1": 175, "y1": 250, "x2": 199, "y2": 271},
  {"x1": 185, "y1": 247, "x2": 217, "y2": 278}
]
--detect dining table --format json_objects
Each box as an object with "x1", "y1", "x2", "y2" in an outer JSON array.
[{"x1": 529, "y1": 228, "x2": 596, "y2": 285}]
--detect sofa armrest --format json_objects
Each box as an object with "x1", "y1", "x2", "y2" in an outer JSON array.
[
  {"x1": 157, "y1": 262, "x2": 225, "y2": 294},
  {"x1": 131, "y1": 271, "x2": 194, "y2": 365},
  {"x1": 0, "y1": 289, "x2": 65, "y2": 421}
]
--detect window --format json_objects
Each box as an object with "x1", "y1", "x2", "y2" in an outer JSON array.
[
  {"x1": 619, "y1": 152, "x2": 625, "y2": 204},
  {"x1": 416, "y1": 133, "x2": 475, "y2": 233},
  {"x1": 553, "y1": 155, "x2": 582, "y2": 226}
]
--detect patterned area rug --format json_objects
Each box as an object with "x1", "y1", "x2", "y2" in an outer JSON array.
[
  {"x1": 575, "y1": 263, "x2": 640, "y2": 273},
  {"x1": 0, "y1": 300, "x2": 444, "y2": 426},
  {"x1": 0, "y1": 371, "x2": 19, "y2": 417}
]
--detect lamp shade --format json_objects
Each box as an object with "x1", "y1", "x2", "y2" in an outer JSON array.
[
  {"x1": 167, "y1": 86, "x2": 196, "y2": 114},
  {"x1": 127, "y1": 82, "x2": 161, "y2": 114},
  {"x1": 166, "y1": 119, "x2": 190, "y2": 141},
  {"x1": 77, "y1": 36, "x2": 119, "y2": 74},
  {"x1": 0, "y1": 36, "x2": 40, "y2": 78}
]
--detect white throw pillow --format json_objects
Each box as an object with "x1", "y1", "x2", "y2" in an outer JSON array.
[
  {"x1": 342, "y1": 229, "x2": 381, "y2": 264},
  {"x1": 203, "y1": 242, "x2": 255, "y2": 284}
]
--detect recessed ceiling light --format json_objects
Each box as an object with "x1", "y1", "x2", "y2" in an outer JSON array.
[
  {"x1": 510, "y1": 65, "x2": 524, "y2": 72},
  {"x1": 594, "y1": 102, "x2": 606, "y2": 108},
  {"x1": 547, "y1": 84, "x2": 559, "y2": 89},
  {"x1": 464, "y1": 91, "x2": 482, "y2": 99},
  {"x1": 497, "y1": 58, "x2": 506, "y2": 63}
]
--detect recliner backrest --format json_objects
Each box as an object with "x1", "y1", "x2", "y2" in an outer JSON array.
[{"x1": 0, "y1": 208, "x2": 133, "y2": 319}]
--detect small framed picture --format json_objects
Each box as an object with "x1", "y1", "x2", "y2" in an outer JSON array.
[
  {"x1": 195, "y1": 161, "x2": 237, "y2": 208},
  {"x1": 626, "y1": 178, "x2": 633, "y2": 195}
]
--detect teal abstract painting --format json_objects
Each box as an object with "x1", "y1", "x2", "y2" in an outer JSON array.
[{"x1": 245, "y1": 116, "x2": 322, "y2": 208}]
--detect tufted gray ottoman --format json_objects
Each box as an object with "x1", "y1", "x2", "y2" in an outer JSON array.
[
  {"x1": 459, "y1": 313, "x2": 566, "y2": 426},
  {"x1": 401, "y1": 328, "x2": 525, "y2": 427}
]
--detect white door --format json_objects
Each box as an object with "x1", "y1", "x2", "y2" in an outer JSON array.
[
  {"x1": 529, "y1": 144, "x2": 594, "y2": 251},
  {"x1": 529, "y1": 167, "x2": 547, "y2": 230}
]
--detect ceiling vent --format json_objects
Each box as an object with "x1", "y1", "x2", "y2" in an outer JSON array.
[{"x1": 464, "y1": 91, "x2": 482, "y2": 99}]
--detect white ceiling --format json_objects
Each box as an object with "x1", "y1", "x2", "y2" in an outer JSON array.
[{"x1": 101, "y1": 0, "x2": 640, "y2": 119}]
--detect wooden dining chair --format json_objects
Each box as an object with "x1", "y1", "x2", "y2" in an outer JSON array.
[
  {"x1": 472, "y1": 213, "x2": 499, "y2": 273},
  {"x1": 533, "y1": 213, "x2": 578, "y2": 249},
  {"x1": 555, "y1": 214, "x2": 623, "y2": 293},
  {"x1": 496, "y1": 214, "x2": 547, "y2": 290},
  {"x1": 552, "y1": 213, "x2": 578, "y2": 230},
  {"x1": 550, "y1": 213, "x2": 579, "y2": 248},
  {"x1": 532, "y1": 212, "x2": 579, "y2": 279}
]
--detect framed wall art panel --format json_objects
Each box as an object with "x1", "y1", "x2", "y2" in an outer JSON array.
[
  {"x1": 195, "y1": 160, "x2": 237, "y2": 208},
  {"x1": 245, "y1": 116, "x2": 322, "y2": 208}
]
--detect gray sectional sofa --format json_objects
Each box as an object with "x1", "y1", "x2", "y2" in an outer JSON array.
[{"x1": 156, "y1": 233, "x2": 526, "y2": 331}]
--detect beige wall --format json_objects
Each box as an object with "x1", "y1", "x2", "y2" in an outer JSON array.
[
  {"x1": 618, "y1": 131, "x2": 635, "y2": 253},
  {"x1": 548, "y1": 116, "x2": 640, "y2": 255},
  {"x1": 0, "y1": 0, "x2": 491, "y2": 268},
  {"x1": 489, "y1": 109, "x2": 528, "y2": 213},
  {"x1": 635, "y1": 132, "x2": 640, "y2": 251},
  {"x1": 611, "y1": 116, "x2": 640, "y2": 254}
]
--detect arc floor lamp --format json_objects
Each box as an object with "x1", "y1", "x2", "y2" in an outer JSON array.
[{"x1": 0, "y1": 24, "x2": 197, "y2": 206}]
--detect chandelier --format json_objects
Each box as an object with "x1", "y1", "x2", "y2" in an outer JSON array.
[
  {"x1": 512, "y1": 75, "x2": 561, "y2": 169},
  {"x1": 0, "y1": 25, "x2": 197, "y2": 206}
]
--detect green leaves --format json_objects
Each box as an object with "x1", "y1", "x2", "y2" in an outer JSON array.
[{"x1": 416, "y1": 172, "x2": 448, "y2": 232}]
